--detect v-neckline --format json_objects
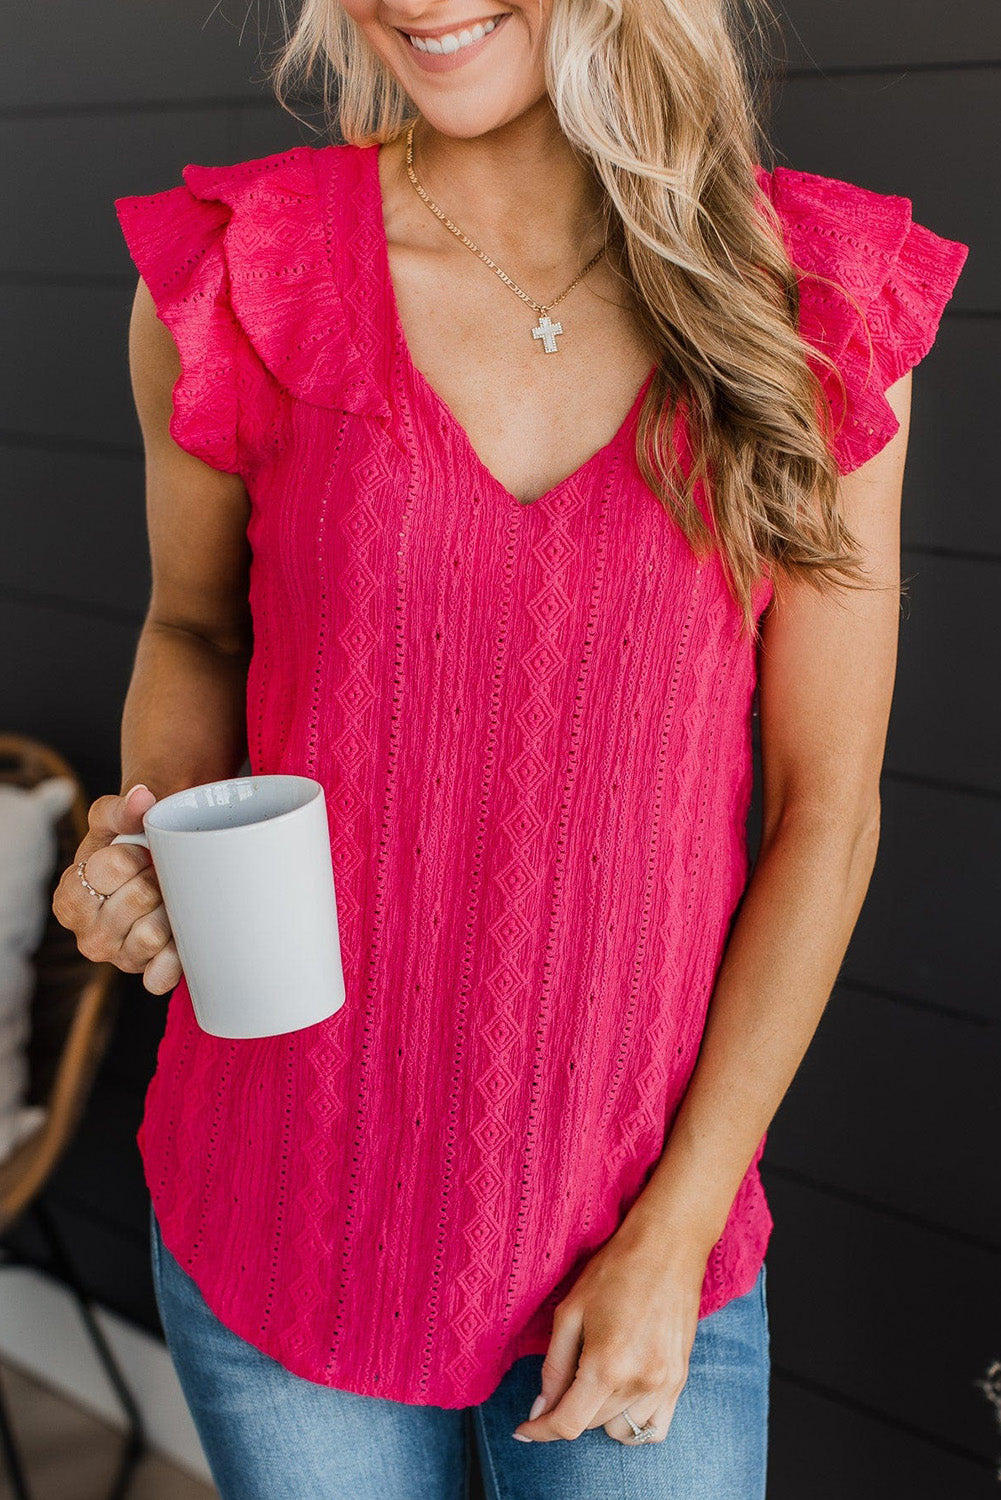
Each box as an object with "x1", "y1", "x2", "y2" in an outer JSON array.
[{"x1": 366, "y1": 141, "x2": 656, "y2": 511}]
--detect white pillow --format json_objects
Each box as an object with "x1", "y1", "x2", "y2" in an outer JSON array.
[{"x1": 0, "y1": 776, "x2": 77, "y2": 1163}]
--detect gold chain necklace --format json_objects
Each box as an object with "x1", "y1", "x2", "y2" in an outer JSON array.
[{"x1": 403, "y1": 122, "x2": 606, "y2": 354}]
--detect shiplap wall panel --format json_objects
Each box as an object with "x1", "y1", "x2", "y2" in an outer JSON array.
[
  {"x1": 3, "y1": 113, "x2": 242, "y2": 277},
  {"x1": 769, "y1": 1379, "x2": 1000, "y2": 1499},
  {"x1": 897, "y1": 319, "x2": 1001, "y2": 556},
  {"x1": 771, "y1": 67, "x2": 995, "y2": 311},
  {"x1": 766, "y1": 985, "x2": 999, "y2": 1245},
  {"x1": 764, "y1": 13, "x2": 997, "y2": 1487},
  {"x1": 888, "y1": 551, "x2": 1000, "y2": 793},
  {"x1": 839, "y1": 779, "x2": 997, "y2": 1018},
  {"x1": 0, "y1": 599, "x2": 142, "y2": 791},
  {"x1": 761, "y1": 1173, "x2": 1001, "y2": 1463},
  {"x1": 778, "y1": 0, "x2": 1001, "y2": 68},
  {"x1": 1, "y1": 287, "x2": 146, "y2": 446},
  {"x1": 232, "y1": 100, "x2": 329, "y2": 159},
  {"x1": 0, "y1": 449, "x2": 148, "y2": 618},
  {"x1": 2, "y1": 0, "x2": 267, "y2": 108},
  {"x1": 43, "y1": 1076, "x2": 152, "y2": 1244}
]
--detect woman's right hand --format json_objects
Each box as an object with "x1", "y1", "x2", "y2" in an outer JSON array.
[{"x1": 52, "y1": 784, "x2": 183, "y2": 995}]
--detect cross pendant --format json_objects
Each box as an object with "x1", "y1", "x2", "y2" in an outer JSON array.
[{"x1": 532, "y1": 313, "x2": 564, "y2": 353}]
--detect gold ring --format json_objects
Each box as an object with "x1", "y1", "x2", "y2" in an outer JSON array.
[{"x1": 76, "y1": 859, "x2": 109, "y2": 903}]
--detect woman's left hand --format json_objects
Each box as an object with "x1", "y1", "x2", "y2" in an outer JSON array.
[{"x1": 511, "y1": 1221, "x2": 709, "y2": 1446}]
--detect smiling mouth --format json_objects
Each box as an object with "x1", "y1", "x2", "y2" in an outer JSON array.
[{"x1": 398, "y1": 13, "x2": 510, "y2": 54}]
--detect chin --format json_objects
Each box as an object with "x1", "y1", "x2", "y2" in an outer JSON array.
[
  {"x1": 401, "y1": 95, "x2": 536, "y2": 141},
  {"x1": 367, "y1": 10, "x2": 546, "y2": 134}
]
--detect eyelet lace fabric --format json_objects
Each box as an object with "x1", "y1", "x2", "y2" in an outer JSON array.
[
  {"x1": 113, "y1": 145, "x2": 967, "y2": 1407},
  {"x1": 753, "y1": 162, "x2": 969, "y2": 474}
]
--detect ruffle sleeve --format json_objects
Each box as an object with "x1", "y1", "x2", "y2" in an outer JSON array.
[
  {"x1": 115, "y1": 179, "x2": 254, "y2": 475},
  {"x1": 114, "y1": 145, "x2": 390, "y2": 479},
  {"x1": 753, "y1": 164, "x2": 970, "y2": 474}
]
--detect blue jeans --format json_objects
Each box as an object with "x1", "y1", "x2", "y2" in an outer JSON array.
[{"x1": 150, "y1": 1201, "x2": 769, "y2": 1499}]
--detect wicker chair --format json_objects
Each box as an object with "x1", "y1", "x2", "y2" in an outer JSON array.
[{"x1": 0, "y1": 732, "x2": 147, "y2": 1500}]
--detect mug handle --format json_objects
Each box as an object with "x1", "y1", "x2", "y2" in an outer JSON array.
[{"x1": 110, "y1": 832, "x2": 151, "y2": 848}]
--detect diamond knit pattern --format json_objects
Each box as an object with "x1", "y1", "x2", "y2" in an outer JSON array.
[{"x1": 113, "y1": 144, "x2": 967, "y2": 1407}]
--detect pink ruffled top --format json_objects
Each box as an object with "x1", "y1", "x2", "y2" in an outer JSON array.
[{"x1": 114, "y1": 143, "x2": 967, "y2": 1407}]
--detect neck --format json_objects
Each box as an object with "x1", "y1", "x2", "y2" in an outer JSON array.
[{"x1": 401, "y1": 102, "x2": 607, "y2": 263}]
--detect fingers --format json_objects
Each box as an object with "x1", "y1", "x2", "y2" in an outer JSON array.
[
  {"x1": 533, "y1": 1299, "x2": 584, "y2": 1420},
  {"x1": 53, "y1": 842, "x2": 136, "y2": 939},
  {"x1": 513, "y1": 1299, "x2": 689, "y2": 1445},
  {"x1": 112, "y1": 893, "x2": 173, "y2": 971},
  {"x1": 52, "y1": 784, "x2": 177, "y2": 992},
  {"x1": 68, "y1": 859, "x2": 179, "y2": 992},
  {"x1": 78, "y1": 834, "x2": 155, "y2": 906},
  {"x1": 86, "y1": 783, "x2": 157, "y2": 846},
  {"x1": 138, "y1": 936, "x2": 183, "y2": 996},
  {"x1": 54, "y1": 784, "x2": 155, "y2": 923},
  {"x1": 61, "y1": 843, "x2": 158, "y2": 950},
  {"x1": 70, "y1": 783, "x2": 156, "y2": 880},
  {"x1": 524, "y1": 1365, "x2": 681, "y2": 1446},
  {"x1": 514, "y1": 1299, "x2": 632, "y2": 1443},
  {"x1": 592, "y1": 1353, "x2": 687, "y2": 1446},
  {"x1": 603, "y1": 1392, "x2": 678, "y2": 1446},
  {"x1": 514, "y1": 1356, "x2": 611, "y2": 1443}
]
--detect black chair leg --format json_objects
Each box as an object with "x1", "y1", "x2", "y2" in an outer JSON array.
[
  {"x1": 29, "y1": 1195, "x2": 147, "y2": 1500},
  {"x1": 0, "y1": 1361, "x2": 34, "y2": 1500}
]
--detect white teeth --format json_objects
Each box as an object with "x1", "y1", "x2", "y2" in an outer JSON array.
[{"x1": 408, "y1": 16, "x2": 498, "y2": 53}]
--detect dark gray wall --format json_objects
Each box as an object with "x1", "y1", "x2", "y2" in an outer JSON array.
[
  {"x1": 752, "y1": 14, "x2": 1001, "y2": 1496},
  {"x1": 2, "y1": 2, "x2": 997, "y2": 1493}
]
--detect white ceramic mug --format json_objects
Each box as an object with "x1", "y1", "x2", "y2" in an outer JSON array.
[{"x1": 110, "y1": 774, "x2": 345, "y2": 1039}]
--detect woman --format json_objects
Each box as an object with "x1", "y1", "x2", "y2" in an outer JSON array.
[{"x1": 54, "y1": 1, "x2": 968, "y2": 1496}]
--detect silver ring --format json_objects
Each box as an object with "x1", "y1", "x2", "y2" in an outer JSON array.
[
  {"x1": 77, "y1": 859, "x2": 109, "y2": 904},
  {"x1": 621, "y1": 1406, "x2": 659, "y2": 1443}
]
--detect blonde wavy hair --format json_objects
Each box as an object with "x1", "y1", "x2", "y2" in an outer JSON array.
[{"x1": 266, "y1": 0, "x2": 881, "y2": 641}]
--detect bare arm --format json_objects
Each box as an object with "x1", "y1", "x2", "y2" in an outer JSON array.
[
  {"x1": 52, "y1": 276, "x2": 255, "y2": 992},
  {"x1": 119, "y1": 274, "x2": 255, "y2": 800}
]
